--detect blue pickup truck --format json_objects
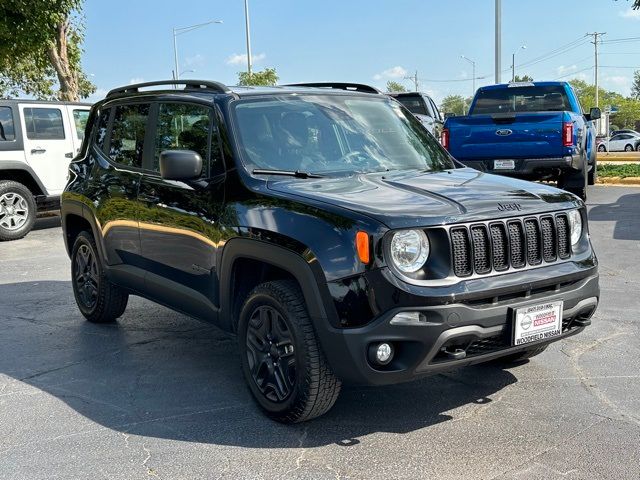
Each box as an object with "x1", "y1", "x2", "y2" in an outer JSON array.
[{"x1": 442, "y1": 81, "x2": 601, "y2": 200}]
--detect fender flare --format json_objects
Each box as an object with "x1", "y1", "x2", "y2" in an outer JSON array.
[
  {"x1": 0, "y1": 161, "x2": 48, "y2": 196},
  {"x1": 217, "y1": 237, "x2": 332, "y2": 333},
  {"x1": 60, "y1": 199, "x2": 108, "y2": 264}
]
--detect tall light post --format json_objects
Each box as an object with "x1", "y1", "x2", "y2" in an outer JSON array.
[
  {"x1": 511, "y1": 45, "x2": 526, "y2": 82},
  {"x1": 173, "y1": 19, "x2": 223, "y2": 81},
  {"x1": 460, "y1": 55, "x2": 476, "y2": 97},
  {"x1": 244, "y1": 0, "x2": 252, "y2": 76}
]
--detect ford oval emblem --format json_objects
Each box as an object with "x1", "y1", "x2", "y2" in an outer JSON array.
[{"x1": 496, "y1": 129, "x2": 513, "y2": 136}]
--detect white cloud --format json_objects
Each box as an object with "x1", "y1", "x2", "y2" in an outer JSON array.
[
  {"x1": 184, "y1": 54, "x2": 205, "y2": 68},
  {"x1": 620, "y1": 8, "x2": 640, "y2": 20},
  {"x1": 86, "y1": 87, "x2": 108, "y2": 103},
  {"x1": 226, "y1": 52, "x2": 266, "y2": 66},
  {"x1": 556, "y1": 65, "x2": 577, "y2": 75},
  {"x1": 373, "y1": 66, "x2": 408, "y2": 81},
  {"x1": 605, "y1": 75, "x2": 629, "y2": 86}
]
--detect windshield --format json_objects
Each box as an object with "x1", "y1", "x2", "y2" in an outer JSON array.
[
  {"x1": 394, "y1": 95, "x2": 428, "y2": 116},
  {"x1": 472, "y1": 85, "x2": 571, "y2": 115},
  {"x1": 232, "y1": 95, "x2": 454, "y2": 175}
]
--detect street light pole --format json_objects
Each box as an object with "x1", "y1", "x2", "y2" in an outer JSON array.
[
  {"x1": 461, "y1": 55, "x2": 476, "y2": 97},
  {"x1": 172, "y1": 19, "x2": 223, "y2": 81},
  {"x1": 495, "y1": 0, "x2": 501, "y2": 84},
  {"x1": 244, "y1": 0, "x2": 252, "y2": 76}
]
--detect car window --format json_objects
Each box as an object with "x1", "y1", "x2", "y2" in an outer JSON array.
[
  {"x1": 109, "y1": 104, "x2": 150, "y2": 168},
  {"x1": 95, "y1": 107, "x2": 111, "y2": 152},
  {"x1": 0, "y1": 106, "x2": 15, "y2": 141},
  {"x1": 153, "y1": 103, "x2": 220, "y2": 174},
  {"x1": 24, "y1": 107, "x2": 65, "y2": 140},
  {"x1": 394, "y1": 95, "x2": 429, "y2": 116},
  {"x1": 73, "y1": 109, "x2": 90, "y2": 140},
  {"x1": 429, "y1": 98, "x2": 441, "y2": 121},
  {"x1": 233, "y1": 95, "x2": 454, "y2": 174},
  {"x1": 423, "y1": 96, "x2": 435, "y2": 118},
  {"x1": 472, "y1": 86, "x2": 571, "y2": 114}
]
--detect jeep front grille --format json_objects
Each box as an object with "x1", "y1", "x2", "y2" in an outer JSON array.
[{"x1": 450, "y1": 213, "x2": 572, "y2": 277}]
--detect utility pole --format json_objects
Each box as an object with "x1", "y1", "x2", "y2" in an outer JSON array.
[
  {"x1": 586, "y1": 32, "x2": 605, "y2": 108},
  {"x1": 587, "y1": 32, "x2": 605, "y2": 134},
  {"x1": 461, "y1": 55, "x2": 476, "y2": 97},
  {"x1": 244, "y1": 0, "x2": 253, "y2": 76},
  {"x1": 404, "y1": 71, "x2": 420, "y2": 92},
  {"x1": 495, "y1": 0, "x2": 501, "y2": 84}
]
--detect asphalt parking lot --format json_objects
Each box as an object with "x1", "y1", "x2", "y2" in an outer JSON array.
[{"x1": 0, "y1": 185, "x2": 639, "y2": 480}]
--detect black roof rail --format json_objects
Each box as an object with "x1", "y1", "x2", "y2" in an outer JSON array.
[
  {"x1": 106, "y1": 79, "x2": 232, "y2": 98},
  {"x1": 284, "y1": 82, "x2": 382, "y2": 94}
]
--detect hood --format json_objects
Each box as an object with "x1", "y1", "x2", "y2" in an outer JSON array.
[{"x1": 266, "y1": 168, "x2": 580, "y2": 229}]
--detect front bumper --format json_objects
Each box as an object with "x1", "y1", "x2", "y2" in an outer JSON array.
[
  {"x1": 459, "y1": 154, "x2": 582, "y2": 177},
  {"x1": 317, "y1": 268, "x2": 599, "y2": 386}
]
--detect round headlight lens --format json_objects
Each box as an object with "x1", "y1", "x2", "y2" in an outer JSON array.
[
  {"x1": 567, "y1": 209, "x2": 583, "y2": 245},
  {"x1": 390, "y1": 229, "x2": 430, "y2": 273}
]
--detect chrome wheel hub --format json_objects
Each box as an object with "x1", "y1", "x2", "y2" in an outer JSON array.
[{"x1": 0, "y1": 192, "x2": 29, "y2": 231}]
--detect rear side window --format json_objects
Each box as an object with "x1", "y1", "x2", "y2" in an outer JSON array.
[
  {"x1": 24, "y1": 107, "x2": 65, "y2": 140},
  {"x1": 109, "y1": 104, "x2": 149, "y2": 168},
  {"x1": 472, "y1": 86, "x2": 571, "y2": 115},
  {"x1": 73, "y1": 109, "x2": 90, "y2": 140},
  {"x1": 95, "y1": 108, "x2": 111, "y2": 151},
  {"x1": 153, "y1": 103, "x2": 223, "y2": 175},
  {"x1": 0, "y1": 106, "x2": 15, "y2": 141}
]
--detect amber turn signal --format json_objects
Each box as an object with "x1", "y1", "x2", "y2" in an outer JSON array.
[{"x1": 356, "y1": 231, "x2": 370, "y2": 264}]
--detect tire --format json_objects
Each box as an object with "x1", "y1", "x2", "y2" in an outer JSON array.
[
  {"x1": 0, "y1": 180, "x2": 36, "y2": 241},
  {"x1": 238, "y1": 280, "x2": 341, "y2": 423},
  {"x1": 558, "y1": 156, "x2": 588, "y2": 201},
  {"x1": 636, "y1": 144, "x2": 640, "y2": 152},
  {"x1": 624, "y1": 144, "x2": 633, "y2": 152},
  {"x1": 597, "y1": 144, "x2": 606, "y2": 152},
  {"x1": 71, "y1": 231, "x2": 128, "y2": 323},
  {"x1": 495, "y1": 344, "x2": 549, "y2": 364}
]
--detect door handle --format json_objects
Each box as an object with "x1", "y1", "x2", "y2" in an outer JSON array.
[
  {"x1": 65, "y1": 152, "x2": 74, "y2": 158},
  {"x1": 31, "y1": 148, "x2": 46, "y2": 154}
]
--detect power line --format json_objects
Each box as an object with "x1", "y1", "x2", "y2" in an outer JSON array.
[{"x1": 554, "y1": 66, "x2": 593, "y2": 80}]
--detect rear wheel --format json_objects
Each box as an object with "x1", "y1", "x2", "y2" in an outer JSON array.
[
  {"x1": 495, "y1": 344, "x2": 549, "y2": 364},
  {"x1": 238, "y1": 280, "x2": 341, "y2": 423},
  {"x1": 71, "y1": 231, "x2": 128, "y2": 323},
  {"x1": 636, "y1": 144, "x2": 640, "y2": 152},
  {"x1": 0, "y1": 180, "x2": 36, "y2": 241},
  {"x1": 559, "y1": 159, "x2": 588, "y2": 201}
]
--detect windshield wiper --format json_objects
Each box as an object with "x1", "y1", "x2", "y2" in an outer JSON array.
[{"x1": 252, "y1": 169, "x2": 324, "y2": 179}]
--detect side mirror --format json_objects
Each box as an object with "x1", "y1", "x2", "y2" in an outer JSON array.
[
  {"x1": 587, "y1": 107, "x2": 601, "y2": 121},
  {"x1": 159, "y1": 150, "x2": 202, "y2": 181}
]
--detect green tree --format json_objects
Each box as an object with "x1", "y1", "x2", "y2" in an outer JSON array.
[
  {"x1": 513, "y1": 74, "x2": 533, "y2": 82},
  {"x1": 569, "y1": 78, "x2": 640, "y2": 129},
  {"x1": 440, "y1": 95, "x2": 473, "y2": 116},
  {"x1": 0, "y1": 0, "x2": 95, "y2": 100},
  {"x1": 386, "y1": 81, "x2": 406, "y2": 93},
  {"x1": 237, "y1": 68, "x2": 279, "y2": 86},
  {"x1": 631, "y1": 70, "x2": 640, "y2": 100}
]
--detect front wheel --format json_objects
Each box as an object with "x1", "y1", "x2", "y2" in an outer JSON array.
[
  {"x1": 597, "y1": 144, "x2": 606, "y2": 152},
  {"x1": 71, "y1": 231, "x2": 129, "y2": 322},
  {"x1": 238, "y1": 280, "x2": 341, "y2": 423},
  {"x1": 0, "y1": 180, "x2": 36, "y2": 241},
  {"x1": 636, "y1": 144, "x2": 640, "y2": 152}
]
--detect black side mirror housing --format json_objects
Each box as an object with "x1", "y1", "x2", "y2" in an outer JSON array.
[
  {"x1": 587, "y1": 107, "x2": 601, "y2": 121},
  {"x1": 159, "y1": 150, "x2": 203, "y2": 181}
]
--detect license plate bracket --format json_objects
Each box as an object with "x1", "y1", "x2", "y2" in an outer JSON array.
[{"x1": 513, "y1": 301, "x2": 563, "y2": 346}]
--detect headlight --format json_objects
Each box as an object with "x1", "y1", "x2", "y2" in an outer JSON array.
[
  {"x1": 567, "y1": 209, "x2": 583, "y2": 245},
  {"x1": 390, "y1": 229, "x2": 430, "y2": 273}
]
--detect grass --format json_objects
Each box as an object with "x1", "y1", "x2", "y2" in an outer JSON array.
[{"x1": 597, "y1": 163, "x2": 640, "y2": 178}]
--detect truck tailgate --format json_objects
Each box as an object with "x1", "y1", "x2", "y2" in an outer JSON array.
[{"x1": 448, "y1": 112, "x2": 568, "y2": 160}]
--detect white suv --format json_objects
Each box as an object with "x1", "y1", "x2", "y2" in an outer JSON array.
[{"x1": 0, "y1": 100, "x2": 91, "y2": 240}]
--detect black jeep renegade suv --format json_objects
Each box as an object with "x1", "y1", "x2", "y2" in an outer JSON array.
[{"x1": 61, "y1": 80, "x2": 599, "y2": 423}]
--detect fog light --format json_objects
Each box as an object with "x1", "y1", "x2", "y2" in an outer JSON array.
[{"x1": 369, "y1": 342, "x2": 394, "y2": 366}]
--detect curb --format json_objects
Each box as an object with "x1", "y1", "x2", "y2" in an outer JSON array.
[{"x1": 596, "y1": 176, "x2": 640, "y2": 186}]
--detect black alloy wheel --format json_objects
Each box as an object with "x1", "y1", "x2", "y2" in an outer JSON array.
[
  {"x1": 74, "y1": 243, "x2": 99, "y2": 310},
  {"x1": 245, "y1": 305, "x2": 297, "y2": 402}
]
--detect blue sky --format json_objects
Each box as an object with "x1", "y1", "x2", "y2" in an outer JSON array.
[{"x1": 82, "y1": 0, "x2": 640, "y2": 104}]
